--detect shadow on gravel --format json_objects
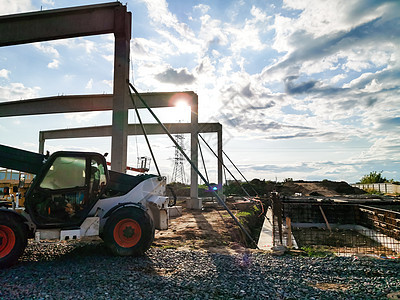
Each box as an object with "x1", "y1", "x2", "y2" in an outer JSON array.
[
  {"x1": 17, "y1": 240, "x2": 111, "y2": 267},
  {"x1": 60, "y1": 241, "x2": 110, "y2": 258}
]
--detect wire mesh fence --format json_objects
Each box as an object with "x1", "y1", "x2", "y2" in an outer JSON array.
[{"x1": 278, "y1": 200, "x2": 400, "y2": 257}]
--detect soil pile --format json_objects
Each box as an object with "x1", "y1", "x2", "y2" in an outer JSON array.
[{"x1": 280, "y1": 180, "x2": 365, "y2": 197}]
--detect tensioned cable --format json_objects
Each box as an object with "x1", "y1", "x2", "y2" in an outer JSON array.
[
  {"x1": 128, "y1": 88, "x2": 161, "y2": 177},
  {"x1": 128, "y1": 82, "x2": 258, "y2": 249},
  {"x1": 198, "y1": 140, "x2": 209, "y2": 183},
  {"x1": 130, "y1": 55, "x2": 140, "y2": 165},
  {"x1": 198, "y1": 134, "x2": 253, "y2": 198},
  {"x1": 222, "y1": 149, "x2": 259, "y2": 196},
  {"x1": 198, "y1": 134, "x2": 264, "y2": 216}
]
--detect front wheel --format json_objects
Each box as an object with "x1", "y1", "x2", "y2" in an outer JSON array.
[
  {"x1": 103, "y1": 207, "x2": 154, "y2": 256},
  {"x1": 0, "y1": 213, "x2": 27, "y2": 268}
]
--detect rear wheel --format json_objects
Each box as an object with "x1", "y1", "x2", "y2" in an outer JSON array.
[
  {"x1": 0, "y1": 213, "x2": 27, "y2": 268},
  {"x1": 103, "y1": 207, "x2": 154, "y2": 256}
]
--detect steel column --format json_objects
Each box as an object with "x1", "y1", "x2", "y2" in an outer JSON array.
[{"x1": 111, "y1": 6, "x2": 131, "y2": 172}]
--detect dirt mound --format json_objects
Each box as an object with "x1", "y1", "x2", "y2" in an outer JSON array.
[{"x1": 280, "y1": 180, "x2": 365, "y2": 197}]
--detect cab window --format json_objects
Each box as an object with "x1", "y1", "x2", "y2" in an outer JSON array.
[{"x1": 40, "y1": 157, "x2": 86, "y2": 190}]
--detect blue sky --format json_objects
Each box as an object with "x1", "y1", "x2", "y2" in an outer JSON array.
[{"x1": 0, "y1": 0, "x2": 399, "y2": 184}]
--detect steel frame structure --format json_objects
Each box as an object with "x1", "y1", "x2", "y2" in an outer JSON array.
[{"x1": 0, "y1": 2, "x2": 224, "y2": 207}]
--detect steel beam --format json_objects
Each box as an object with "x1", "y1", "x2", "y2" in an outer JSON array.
[
  {"x1": 39, "y1": 123, "x2": 221, "y2": 140},
  {"x1": 0, "y1": 2, "x2": 122, "y2": 46},
  {"x1": 0, "y1": 92, "x2": 198, "y2": 117}
]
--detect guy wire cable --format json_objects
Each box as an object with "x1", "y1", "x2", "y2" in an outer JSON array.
[
  {"x1": 128, "y1": 87, "x2": 161, "y2": 177},
  {"x1": 198, "y1": 134, "x2": 253, "y2": 199},
  {"x1": 198, "y1": 139, "x2": 209, "y2": 183},
  {"x1": 128, "y1": 82, "x2": 258, "y2": 249},
  {"x1": 222, "y1": 149, "x2": 259, "y2": 197}
]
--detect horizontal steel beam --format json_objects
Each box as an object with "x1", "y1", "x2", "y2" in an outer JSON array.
[
  {"x1": 0, "y1": 92, "x2": 198, "y2": 117},
  {"x1": 40, "y1": 123, "x2": 222, "y2": 140},
  {"x1": 0, "y1": 2, "x2": 125, "y2": 46}
]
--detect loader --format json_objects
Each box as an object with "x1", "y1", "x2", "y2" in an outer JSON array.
[{"x1": 0, "y1": 144, "x2": 169, "y2": 268}]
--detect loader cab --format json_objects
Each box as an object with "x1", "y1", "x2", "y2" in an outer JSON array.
[{"x1": 25, "y1": 151, "x2": 108, "y2": 228}]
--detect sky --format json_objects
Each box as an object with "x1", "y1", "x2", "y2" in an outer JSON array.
[{"x1": 0, "y1": 0, "x2": 399, "y2": 184}]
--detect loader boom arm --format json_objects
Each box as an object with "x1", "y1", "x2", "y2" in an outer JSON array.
[{"x1": 0, "y1": 144, "x2": 45, "y2": 174}]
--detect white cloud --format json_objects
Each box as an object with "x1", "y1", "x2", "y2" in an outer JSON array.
[
  {"x1": 33, "y1": 42, "x2": 60, "y2": 58},
  {"x1": 140, "y1": 0, "x2": 196, "y2": 40},
  {"x1": 0, "y1": 0, "x2": 33, "y2": 15},
  {"x1": 47, "y1": 59, "x2": 59, "y2": 69},
  {"x1": 41, "y1": 0, "x2": 54, "y2": 6},
  {"x1": 194, "y1": 4, "x2": 210, "y2": 14},
  {"x1": 86, "y1": 78, "x2": 93, "y2": 89},
  {"x1": 282, "y1": 0, "x2": 381, "y2": 38},
  {"x1": 102, "y1": 55, "x2": 114, "y2": 63},
  {"x1": 330, "y1": 74, "x2": 346, "y2": 84},
  {"x1": 358, "y1": 137, "x2": 400, "y2": 162},
  {"x1": 102, "y1": 80, "x2": 113, "y2": 89},
  {"x1": 0, "y1": 82, "x2": 40, "y2": 101},
  {"x1": 64, "y1": 112, "x2": 101, "y2": 124},
  {"x1": 198, "y1": 14, "x2": 228, "y2": 53},
  {"x1": 0, "y1": 69, "x2": 10, "y2": 79},
  {"x1": 227, "y1": 17, "x2": 268, "y2": 53}
]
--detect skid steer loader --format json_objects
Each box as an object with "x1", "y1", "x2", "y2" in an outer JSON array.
[{"x1": 0, "y1": 144, "x2": 169, "y2": 268}]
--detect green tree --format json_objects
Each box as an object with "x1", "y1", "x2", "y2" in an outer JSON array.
[{"x1": 359, "y1": 171, "x2": 387, "y2": 184}]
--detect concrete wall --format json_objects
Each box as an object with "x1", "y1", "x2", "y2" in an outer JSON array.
[{"x1": 352, "y1": 183, "x2": 400, "y2": 194}]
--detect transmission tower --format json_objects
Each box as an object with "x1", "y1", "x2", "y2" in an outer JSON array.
[{"x1": 171, "y1": 134, "x2": 187, "y2": 184}]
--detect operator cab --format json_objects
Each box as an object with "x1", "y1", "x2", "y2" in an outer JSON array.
[{"x1": 25, "y1": 152, "x2": 108, "y2": 228}]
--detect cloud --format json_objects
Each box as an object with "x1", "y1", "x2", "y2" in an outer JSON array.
[
  {"x1": 33, "y1": 42, "x2": 60, "y2": 58},
  {"x1": 194, "y1": 4, "x2": 210, "y2": 14},
  {"x1": 155, "y1": 67, "x2": 196, "y2": 85},
  {"x1": 0, "y1": 82, "x2": 40, "y2": 101},
  {"x1": 226, "y1": 6, "x2": 270, "y2": 54},
  {"x1": 0, "y1": 0, "x2": 33, "y2": 15},
  {"x1": 263, "y1": 1, "x2": 400, "y2": 79},
  {"x1": 265, "y1": 131, "x2": 336, "y2": 140},
  {"x1": 252, "y1": 162, "x2": 318, "y2": 173},
  {"x1": 64, "y1": 112, "x2": 102, "y2": 124},
  {"x1": 0, "y1": 69, "x2": 10, "y2": 79},
  {"x1": 284, "y1": 76, "x2": 318, "y2": 94},
  {"x1": 41, "y1": 0, "x2": 54, "y2": 6},
  {"x1": 47, "y1": 59, "x2": 59, "y2": 69},
  {"x1": 379, "y1": 117, "x2": 400, "y2": 130},
  {"x1": 139, "y1": 0, "x2": 199, "y2": 55},
  {"x1": 86, "y1": 78, "x2": 93, "y2": 89}
]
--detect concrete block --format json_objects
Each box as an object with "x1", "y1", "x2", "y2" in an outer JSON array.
[
  {"x1": 168, "y1": 206, "x2": 182, "y2": 218},
  {"x1": 186, "y1": 198, "x2": 202, "y2": 210}
]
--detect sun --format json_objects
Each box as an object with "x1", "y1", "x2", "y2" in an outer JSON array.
[{"x1": 174, "y1": 100, "x2": 190, "y2": 122}]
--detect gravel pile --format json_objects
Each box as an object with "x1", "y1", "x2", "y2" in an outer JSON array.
[{"x1": 0, "y1": 240, "x2": 399, "y2": 299}]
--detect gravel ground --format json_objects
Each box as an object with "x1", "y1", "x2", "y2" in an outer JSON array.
[{"x1": 0, "y1": 240, "x2": 399, "y2": 299}]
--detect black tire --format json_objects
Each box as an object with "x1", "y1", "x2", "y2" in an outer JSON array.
[
  {"x1": 103, "y1": 207, "x2": 154, "y2": 256},
  {"x1": 0, "y1": 213, "x2": 28, "y2": 269}
]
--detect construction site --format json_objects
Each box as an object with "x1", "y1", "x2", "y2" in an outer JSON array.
[{"x1": 0, "y1": 2, "x2": 399, "y2": 299}]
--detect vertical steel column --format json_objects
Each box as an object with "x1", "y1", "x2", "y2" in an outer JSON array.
[
  {"x1": 111, "y1": 6, "x2": 131, "y2": 172},
  {"x1": 38, "y1": 131, "x2": 45, "y2": 154},
  {"x1": 217, "y1": 127, "x2": 223, "y2": 196},
  {"x1": 189, "y1": 94, "x2": 200, "y2": 209}
]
